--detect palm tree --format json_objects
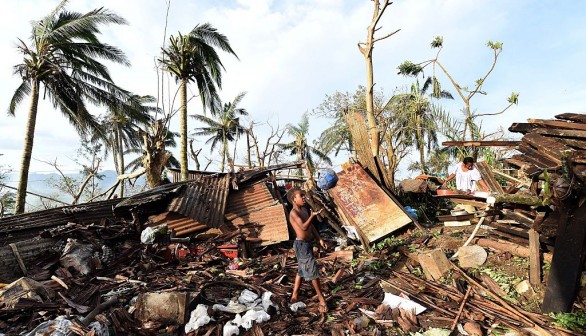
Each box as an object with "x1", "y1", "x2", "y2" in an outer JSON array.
[
  {"x1": 279, "y1": 113, "x2": 332, "y2": 176},
  {"x1": 94, "y1": 95, "x2": 155, "y2": 197},
  {"x1": 9, "y1": 1, "x2": 130, "y2": 213},
  {"x1": 192, "y1": 92, "x2": 248, "y2": 172},
  {"x1": 389, "y1": 77, "x2": 453, "y2": 174},
  {"x1": 159, "y1": 23, "x2": 238, "y2": 181},
  {"x1": 125, "y1": 120, "x2": 179, "y2": 188}
]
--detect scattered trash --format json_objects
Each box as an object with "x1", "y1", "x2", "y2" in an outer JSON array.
[
  {"x1": 185, "y1": 304, "x2": 211, "y2": 334},
  {"x1": 140, "y1": 224, "x2": 168, "y2": 244},
  {"x1": 289, "y1": 301, "x2": 306, "y2": 312}
]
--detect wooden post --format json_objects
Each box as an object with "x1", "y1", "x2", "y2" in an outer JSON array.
[
  {"x1": 542, "y1": 200, "x2": 586, "y2": 313},
  {"x1": 528, "y1": 229, "x2": 541, "y2": 286}
]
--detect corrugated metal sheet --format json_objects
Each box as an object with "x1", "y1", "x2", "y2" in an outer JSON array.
[
  {"x1": 168, "y1": 169, "x2": 218, "y2": 183},
  {"x1": 167, "y1": 174, "x2": 230, "y2": 231},
  {"x1": 329, "y1": 164, "x2": 412, "y2": 245},
  {"x1": 0, "y1": 198, "x2": 123, "y2": 247},
  {"x1": 225, "y1": 181, "x2": 289, "y2": 245},
  {"x1": 147, "y1": 212, "x2": 222, "y2": 236}
]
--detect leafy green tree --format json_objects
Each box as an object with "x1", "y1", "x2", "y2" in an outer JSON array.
[
  {"x1": 94, "y1": 95, "x2": 155, "y2": 197},
  {"x1": 398, "y1": 36, "x2": 518, "y2": 158},
  {"x1": 279, "y1": 113, "x2": 332, "y2": 175},
  {"x1": 192, "y1": 92, "x2": 248, "y2": 172},
  {"x1": 9, "y1": 0, "x2": 130, "y2": 213},
  {"x1": 389, "y1": 77, "x2": 453, "y2": 174},
  {"x1": 125, "y1": 122, "x2": 179, "y2": 176},
  {"x1": 159, "y1": 23, "x2": 238, "y2": 181},
  {"x1": 0, "y1": 158, "x2": 15, "y2": 218}
]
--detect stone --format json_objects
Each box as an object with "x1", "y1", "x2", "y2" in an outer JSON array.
[{"x1": 457, "y1": 245, "x2": 487, "y2": 269}]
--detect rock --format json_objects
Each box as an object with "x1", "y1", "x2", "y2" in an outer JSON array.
[
  {"x1": 457, "y1": 245, "x2": 487, "y2": 269},
  {"x1": 515, "y1": 280, "x2": 536, "y2": 300},
  {"x1": 463, "y1": 321, "x2": 483, "y2": 336},
  {"x1": 135, "y1": 292, "x2": 195, "y2": 327}
]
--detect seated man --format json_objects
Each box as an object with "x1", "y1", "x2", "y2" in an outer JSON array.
[{"x1": 442, "y1": 157, "x2": 488, "y2": 193}]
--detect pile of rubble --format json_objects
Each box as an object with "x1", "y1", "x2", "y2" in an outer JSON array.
[{"x1": 3, "y1": 113, "x2": 586, "y2": 335}]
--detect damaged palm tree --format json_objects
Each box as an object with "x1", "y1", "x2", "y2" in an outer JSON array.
[{"x1": 140, "y1": 120, "x2": 174, "y2": 188}]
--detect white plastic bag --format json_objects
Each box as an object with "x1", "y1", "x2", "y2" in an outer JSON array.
[{"x1": 185, "y1": 304, "x2": 211, "y2": 333}]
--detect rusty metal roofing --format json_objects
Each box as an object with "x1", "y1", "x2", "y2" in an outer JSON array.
[
  {"x1": 167, "y1": 174, "x2": 231, "y2": 230},
  {"x1": 234, "y1": 161, "x2": 304, "y2": 185},
  {"x1": 329, "y1": 164, "x2": 412, "y2": 245},
  {"x1": 225, "y1": 181, "x2": 289, "y2": 245},
  {"x1": 147, "y1": 211, "x2": 222, "y2": 236},
  {"x1": 0, "y1": 198, "x2": 123, "y2": 247}
]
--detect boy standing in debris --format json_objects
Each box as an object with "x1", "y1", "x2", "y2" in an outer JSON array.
[{"x1": 287, "y1": 187, "x2": 329, "y2": 313}]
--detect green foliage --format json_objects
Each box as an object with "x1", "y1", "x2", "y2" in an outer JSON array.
[
  {"x1": 478, "y1": 267, "x2": 522, "y2": 302},
  {"x1": 507, "y1": 92, "x2": 520, "y2": 104},
  {"x1": 486, "y1": 40, "x2": 503, "y2": 50},
  {"x1": 431, "y1": 36, "x2": 443, "y2": 49},
  {"x1": 370, "y1": 236, "x2": 406, "y2": 253},
  {"x1": 549, "y1": 311, "x2": 586, "y2": 332},
  {"x1": 397, "y1": 61, "x2": 423, "y2": 77}
]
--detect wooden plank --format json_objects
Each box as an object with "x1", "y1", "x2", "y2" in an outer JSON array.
[
  {"x1": 517, "y1": 142, "x2": 561, "y2": 168},
  {"x1": 542, "y1": 203, "x2": 586, "y2": 313},
  {"x1": 475, "y1": 162, "x2": 504, "y2": 193},
  {"x1": 555, "y1": 113, "x2": 586, "y2": 124},
  {"x1": 528, "y1": 229, "x2": 541, "y2": 286},
  {"x1": 328, "y1": 164, "x2": 412, "y2": 244},
  {"x1": 527, "y1": 118, "x2": 586, "y2": 131},
  {"x1": 535, "y1": 127, "x2": 586, "y2": 139},
  {"x1": 447, "y1": 198, "x2": 488, "y2": 208},
  {"x1": 523, "y1": 132, "x2": 574, "y2": 164},
  {"x1": 504, "y1": 156, "x2": 542, "y2": 176},
  {"x1": 442, "y1": 141, "x2": 520, "y2": 147},
  {"x1": 501, "y1": 209, "x2": 534, "y2": 228},
  {"x1": 509, "y1": 122, "x2": 540, "y2": 134}
]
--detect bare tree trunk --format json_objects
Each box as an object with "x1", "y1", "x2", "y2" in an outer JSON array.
[
  {"x1": 220, "y1": 135, "x2": 227, "y2": 172},
  {"x1": 416, "y1": 117, "x2": 426, "y2": 174},
  {"x1": 246, "y1": 131, "x2": 252, "y2": 168},
  {"x1": 179, "y1": 79, "x2": 188, "y2": 181},
  {"x1": 116, "y1": 126, "x2": 125, "y2": 198},
  {"x1": 358, "y1": 0, "x2": 399, "y2": 158},
  {"x1": 15, "y1": 80, "x2": 40, "y2": 214}
]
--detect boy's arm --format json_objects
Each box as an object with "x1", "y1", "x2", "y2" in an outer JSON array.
[
  {"x1": 311, "y1": 224, "x2": 327, "y2": 249},
  {"x1": 290, "y1": 209, "x2": 319, "y2": 231}
]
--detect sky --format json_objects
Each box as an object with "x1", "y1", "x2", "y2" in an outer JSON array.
[{"x1": 1, "y1": 0, "x2": 585, "y2": 180}]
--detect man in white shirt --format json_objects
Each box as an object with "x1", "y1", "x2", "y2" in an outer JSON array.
[{"x1": 442, "y1": 157, "x2": 489, "y2": 193}]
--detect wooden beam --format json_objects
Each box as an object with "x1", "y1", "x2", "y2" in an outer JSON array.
[
  {"x1": 475, "y1": 162, "x2": 504, "y2": 193},
  {"x1": 555, "y1": 113, "x2": 586, "y2": 124},
  {"x1": 517, "y1": 142, "x2": 561, "y2": 169},
  {"x1": 442, "y1": 141, "x2": 520, "y2": 147},
  {"x1": 527, "y1": 118, "x2": 586, "y2": 131},
  {"x1": 528, "y1": 229, "x2": 541, "y2": 286},
  {"x1": 542, "y1": 201, "x2": 586, "y2": 313},
  {"x1": 501, "y1": 209, "x2": 535, "y2": 228},
  {"x1": 494, "y1": 193, "x2": 541, "y2": 206},
  {"x1": 509, "y1": 122, "x2": 540, "y2": 134},
  {"x1": 523, "y1": 132, "x2": 575, "y2": 164},
  {"x1": 535, "y1": 127, "x2": 586, "y2": 140}
]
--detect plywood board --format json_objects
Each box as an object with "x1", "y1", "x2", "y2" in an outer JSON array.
[{"x1": 328, "y1": 164, "x2": 412, "y2": 244}]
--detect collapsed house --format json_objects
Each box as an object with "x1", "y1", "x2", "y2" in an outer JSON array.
[{"x1": 1, "y1": 114, "x2": 586, "y2": 335}]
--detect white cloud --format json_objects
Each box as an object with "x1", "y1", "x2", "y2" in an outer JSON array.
[{"x1": 1, "y1": 0, "x2": 585, "y2": 178}]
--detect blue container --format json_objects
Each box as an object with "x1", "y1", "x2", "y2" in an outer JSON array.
[{"x1": 317, "y1": 168, "x2": 339, "y2": 190}]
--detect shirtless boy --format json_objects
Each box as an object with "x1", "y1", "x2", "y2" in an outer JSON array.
[{"x1": 287, "y1": 187, "x2": 328, "y2": 313}]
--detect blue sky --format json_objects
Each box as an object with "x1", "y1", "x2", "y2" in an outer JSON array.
[{"x1": 1, "y1": 0, "x2": 585, "y2": 177}]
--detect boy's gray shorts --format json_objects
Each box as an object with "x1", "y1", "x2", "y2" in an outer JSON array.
[{"x1": 293, "y1": 239, "x2": 318, "y2": 281}]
